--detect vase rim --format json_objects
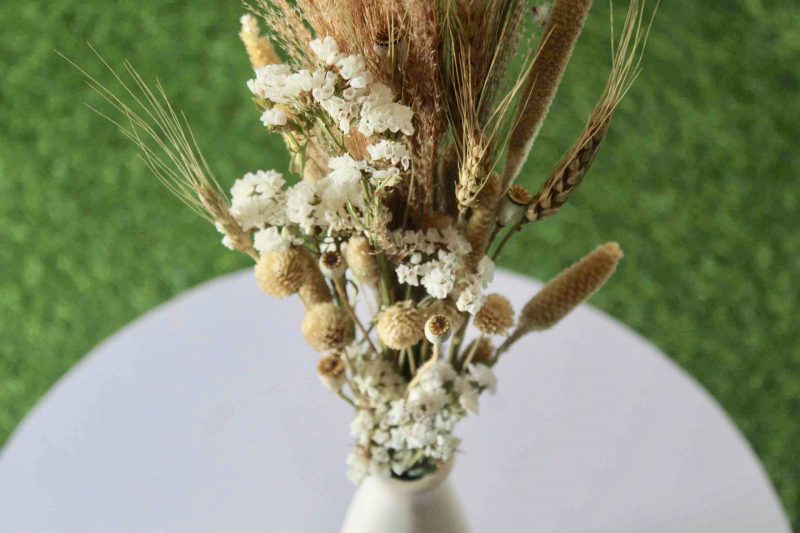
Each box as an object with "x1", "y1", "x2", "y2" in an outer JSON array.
[{"x1": 377, "y1": 459, "x2": 454, "y2": 495}]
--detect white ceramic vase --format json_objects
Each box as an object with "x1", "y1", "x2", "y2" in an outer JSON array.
[{"x1": 341, "y1": 462, "x2": 469, "y2": 533}]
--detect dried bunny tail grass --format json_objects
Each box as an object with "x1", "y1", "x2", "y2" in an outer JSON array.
[
  {"x1": 302, "y1": 302, "x2": 355, "y2": 352},
  {"x1": 526, "y1": 0, "x2": 654, "y2": 222},
  {"x1": 248, "y1": 0, "x2": 313, "y2": 67},
  {"x1": 474, "y1": 293, "x2": 515, "y2": 335},
  {"x1": 499, "y1": 242, "x2": 623, "y2": 353},
  {"x1": 503, "y1": 0, "x2": 593, "y2": 189},
  {"x1": 255, "y1": 247, "x2": 312, "y2": 298},
  {"x1": 60, "y1": 48, "x2": 258, "y2": 261},
  {"x1": 239, "y1": 14, "x2": 281, "y2": 68}
]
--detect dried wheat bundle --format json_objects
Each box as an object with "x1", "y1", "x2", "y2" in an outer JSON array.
[{"x1": 75, "y1": 0, "x2": 655, "y2": 483}]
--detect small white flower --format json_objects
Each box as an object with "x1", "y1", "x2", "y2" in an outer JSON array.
[
  {"x1": 253, "y1": 226, "x2": 301, "y2": 254},
  {"x1": 477, "y1": 255, "x2": 495, "y2": 287},
  {"x1": 215, "y1": 222, "x2": 234, "y2": 250},
  {"x1": 230, "y1": 169, "x2": 287, "y2": 230},
  {"x1": 310, "y1": 36, "x2": 341, "y2": 65},
  {"x1": 260, "y1": 107, "x2": 287, "y2": 127},
  {"x1": 456, "y1": 277, "x2": 485, "y2": 315},
  {"x1": 458, "y1": 387, "x2": 480, "y2": 415},
  {"x1": 286, "y1": 181, "x2": 318, "y2": 235},
  {"x1": 367, "y1": 139, "x2": 411, "y2": 170},
  {"x1": 468, "y1": 363, "x2": 498, "y2": 393},
  {"x1": 369, "y1": 166, "x2": 401, "y2": 189},
  {"x1": 421, "y1": 264, "x2": 453, "y2": 299}
]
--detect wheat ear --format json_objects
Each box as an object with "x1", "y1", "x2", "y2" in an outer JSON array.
[
  {"x1": 527, "y1": 0, "x2": 652, "y2": 223},
  {"x1": 61, "y1": 48, "x2": 258, "y2": 261},
  {"x1": 502, "y1": 0, "x2": 593, "y2": 189},
  {"x1": 497, "y1": 242, "x2": 623, "y2": 355}
]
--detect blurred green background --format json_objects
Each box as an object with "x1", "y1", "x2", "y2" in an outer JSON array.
[{"x1": 1, "y1": 0, "x2": 798, "y2": 525}]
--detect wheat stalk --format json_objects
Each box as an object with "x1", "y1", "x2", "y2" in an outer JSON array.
[
  {"x1": 526, "y1": 0, "x2": 653, "y2": 223},
  {"x1": 61, "y1": 47, "x2": 257, "y2": 260}
]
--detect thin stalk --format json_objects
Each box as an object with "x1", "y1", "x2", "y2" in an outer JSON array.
[
  {"x1": 491, "y1": 220, "x2": 524, "y2": 261},
  {"x1": 334, "y1": 277, "x2": 379, "y2": 356},
  {"x1": 407, "y1": 347, "x2": 417, "y2": 376},
  {"x1": 336, "y1": 390, "x2": 358, "y2": 408},
  {"x1": 459, "y1": 334, "x2": 483, "y2": 371}
]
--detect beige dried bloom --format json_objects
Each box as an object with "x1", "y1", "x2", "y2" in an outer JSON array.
[
  {"x1": 302, "y1": 302, "x2": 355, "y2": 352},
  {"x1": 376, "y1": 301, "x2": 425, "y2": 350},
  {"x1": 239, "y1": 14, "x2": 281, "y2": 69},
  {"x1": 317, "y1": 354, "x2": 347, "y2": 392},
  {"x1": 255, "y1": 247, "x2": 311, "y2": 298},
  {"x1": 474, "y1": 294, "x2": 515, "y2": 335},
  {"x1": 345, "y1": 237, "x2": 379, "y2": 285},
  {"x1": 298, "y1": 264, "x2": 333, "y2": 307},
  {"x1": 518, "y1": 242, "x2": 623, "y2": 333}
]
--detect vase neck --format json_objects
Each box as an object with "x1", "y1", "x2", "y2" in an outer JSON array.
[{"x1": 373, "y1": 461, "x2": 453, "y2": 496}]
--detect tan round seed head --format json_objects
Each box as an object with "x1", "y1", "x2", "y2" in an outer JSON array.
[
  {"x1": 464, "y1": 336, "x2": 495, "y2": 365},
  {"x1": 376, "y1": 301, "x2": 425, "y2": 350},
  {"x1": 319, "y1": 251, "x2": 346, "y2": 279},
  {"x1": 255, "y1": 247, "x2": 310, "y2": 298},
  {"x1": 345, "y1": 237, "x2": 379, "y2": 285},
  {"x1": 302, "y1": 303, "x2": 355, "y2": 352},
  {"x1": 317, "y1": 354, "x2": 347, "y2": 392},
  {"x1": 474, "y1": 294, "x2": 515, "y2": 335},
  {"x1": 507, "y1": 184, "x2": 533, "y2": 206},
  {"x1": 298, "y1": 272, "x2": 333, "y2": 306},
  {"x1": 423, "y1": 299, "x2": 465, "y2": 332},
  {"x1": 424, "y1": 314, "x2": 452, "y2": 344}
]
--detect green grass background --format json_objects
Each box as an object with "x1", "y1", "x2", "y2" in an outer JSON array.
[{"x1": 1, "y1": 0, "x2": 798, "y2": 525}]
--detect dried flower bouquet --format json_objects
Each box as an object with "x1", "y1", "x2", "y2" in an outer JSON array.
[{"x1": 75, "y1": 0, "x2": 652, "y2": 483}]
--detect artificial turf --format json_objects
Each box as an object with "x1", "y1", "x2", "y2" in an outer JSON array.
[{"x1": 1, "y1": 0, "x2": 798, "y2": 525}]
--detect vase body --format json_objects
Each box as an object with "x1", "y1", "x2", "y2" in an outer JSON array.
[{"x1": 341, "y1": 463, "x2": 469, "y2": 533}]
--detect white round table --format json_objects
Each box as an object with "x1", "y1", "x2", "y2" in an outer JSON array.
[{"x1": 0, "y1": 270, "x2": 790, "y2": 532}]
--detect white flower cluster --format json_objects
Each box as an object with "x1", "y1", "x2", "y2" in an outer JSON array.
[
  {"x1": 389, "y1": 228, "x2": 494, "y2": 312},
  {"x1": 238, "y1": 36, "x2": 417, "y2": 238},
  {"x1": 286, "y1": 154, "x2": 369, "y2": 235},
  {"x1": 456, "y1": 255, "x2": 496, "y2": 314},
  {"x1": 247, "y1": 36, "x2": 414, "y2": 138},
  {"x1": 345, "y1": 346, "x2": 497, "y2": 483},
  {"x1": 230, "y1": 170, "x2": 287, "y2": 230}
]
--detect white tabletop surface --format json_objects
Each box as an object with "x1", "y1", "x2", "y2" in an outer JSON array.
[{"x1": 0, "y1": 269, "x2": 790, "y2": 533}]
